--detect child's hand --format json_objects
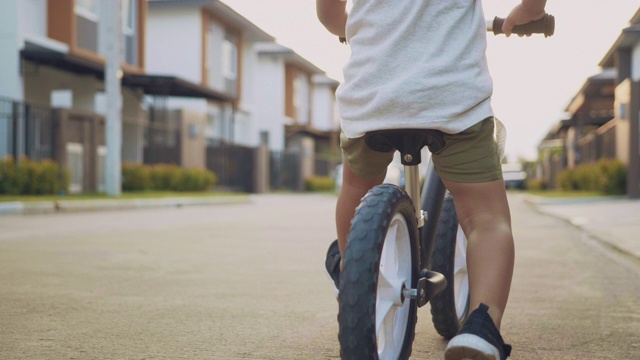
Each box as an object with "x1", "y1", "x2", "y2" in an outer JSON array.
[{"x1": 502, "y1": 1, "x2": 547, "y2": 36}]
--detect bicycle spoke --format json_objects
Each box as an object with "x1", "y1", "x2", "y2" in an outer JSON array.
[
  {"x1": 376, "y1": 299, "x2": 397, "y2": 356},
  {"x1": 381, "y1": 222, "x2": 399, "y2": 276}
]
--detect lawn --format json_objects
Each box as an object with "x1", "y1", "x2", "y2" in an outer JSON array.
[
  {"x1": 0, "y1": 191, "x2": 244, "y2": 203},
  {"x1": 524, "y1": 190, "x2": 605, "y2": 198}
]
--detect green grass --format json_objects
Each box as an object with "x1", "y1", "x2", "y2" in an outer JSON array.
[
  {"x1": 0, "y1": 191, "x2": 245, "y2": 203},
  {"x1": 525, "y1": 190, "x2": 605, "y2": 198}
]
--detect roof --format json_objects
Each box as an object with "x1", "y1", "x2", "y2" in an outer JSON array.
[
  {"x1": 599, "y1": 4, "x2": 640, "y2": 69},
  {"x1": 255, "y1": 42, "x2": 325, "y2": 74},
  {"x1": 599, "y1": 26, "x2": 640, "y2": 67},
  {"x1": 564, "y1": 68, "x2": 616, "y2": 114},
  {"x1": 312, "y1": 74, "x2": 340, "y2": 88},
  {"x1": 148, "y1": 0, "x2": 274, "y2": 42},
  {"x1": 21, "y1": 46, "x2": 234, "y2": 102}
]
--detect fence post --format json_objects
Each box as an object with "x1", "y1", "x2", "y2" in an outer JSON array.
[
  {"x1": 24, "y1": 104, "x2": 32, "y2": 160},
  {"x1": 253, "y1": 144, "x2": 269, "y2": 194},
  {"x1": 11, "y1": 101, "x2": 20, "y2": 164}
]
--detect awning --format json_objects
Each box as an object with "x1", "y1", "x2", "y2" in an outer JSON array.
[
  {"x1": 21, "y1": 47, "x2": 234, "y2": 102},
  {"x1": 122, "y1": 74, "x2": 235, "y2": 102}
]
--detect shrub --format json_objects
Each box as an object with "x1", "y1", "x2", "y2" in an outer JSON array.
[
  {"x1": 149, "y1": 164, "x2": 182, "y2": 191},
  {"x1": 122, "y1": 163, "x2": 216, "y2": 192},
  {"x1": 557, "y1": 159, "x2": 627, "y2": 195},
  {"x1": 175, "y1": 168, "x2": 217, "y2": 192},
  {"x1": 122, "y1": 163, "x2": 151, "y2": 191},
  {"x1": 305, "y1": 176, "x2": 336, "y2": 192},
  {"x1": 526, "y1": 178, "x2": 547, "y2": 191},
  {"x1": 0, "y1": 156, "x2": 69, "y2": 195},
  {"x1": 598, "y1": 159, "x2": 627, "y2": 195}
]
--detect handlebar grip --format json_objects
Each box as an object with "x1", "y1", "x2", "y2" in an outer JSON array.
[{"x1": 491, "y1": 14, "x2": 555, "y2": 37}]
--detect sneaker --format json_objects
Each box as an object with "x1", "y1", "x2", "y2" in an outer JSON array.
[
  {"x1": 324, "y1": 239, "x2": 341, "y2": 297},
  {"x1": 444, "y1": 303, "x2": 512, "y2": 360}
]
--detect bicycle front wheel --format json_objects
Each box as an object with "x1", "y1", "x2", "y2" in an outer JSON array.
[{"x1": 338, "y1": 184, "x2": 419, "y2": 360}]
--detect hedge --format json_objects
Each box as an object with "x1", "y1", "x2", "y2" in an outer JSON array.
[
  {"x1": 305, "y1": 176, "x2": 336, "y2": 192},
  {"x1": 0, "y1": 157, "x2": 70, "y2": 195},
  {"x1": 557, "y1": 159, "x2": 627, "y2": 195},
  {"x1": 122, "y1": 163, "x2": 217, "y2": 192}
]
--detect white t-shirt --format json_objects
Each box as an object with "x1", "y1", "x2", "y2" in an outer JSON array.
[{"x1": 336, "y1": 0, "x2": 494, "y2": 138}]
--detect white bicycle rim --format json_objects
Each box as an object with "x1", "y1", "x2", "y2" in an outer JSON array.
[
  {"x1": 376, "y1": 213, "x2": 413, "y2": 360},
  {"x1": 453, "y1": 224, "x2": 469, "y2": 320}
]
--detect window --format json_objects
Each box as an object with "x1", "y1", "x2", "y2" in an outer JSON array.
[
  {"x1": 75, "y1": 0, "x2": 99, "y2": 52},
  {"x1": 222, "y1": 39, "x2": 238, "y2": 80},
  {"x1": 75, "y1": 0, "x2": 99, "y2": 21},
  {"x1": 222, "y1": 33, "x2": 238, "y2": 95},
  {"x1": 122, "y1": 0, "x2": 138, "y2": 65},
  {"x1": 260, "y1": 131, "x2": 270, "y2": 146}
]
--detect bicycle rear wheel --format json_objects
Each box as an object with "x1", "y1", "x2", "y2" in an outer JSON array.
[
  {"x1": 429, "y1": 193, "x2": 470, "y2": 339},
  {"x1": 338, "y1": 184, "x2": 419, "y2": 360}
]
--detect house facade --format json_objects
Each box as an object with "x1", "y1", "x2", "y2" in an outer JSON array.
[
  {"x1": 0, "y1": 0, "x2": 340, "y2": 194},
  {"x1": 598, "y1": 8, "x2": 640, "y2": 197},
  {"x1": 0, "y1": 0, "x2": 150, "y2": 193},
  {"x1": 146, "y1": 0, "x2": 341, "y2": 191},
  {"x1": 537, "y1": 7, "x2": 640, "y2": 197}
]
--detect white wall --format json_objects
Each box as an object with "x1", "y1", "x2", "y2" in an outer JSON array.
[
  {"x1": 0, "y1": 1, "x2": 22, "y2": 101},
  {"x1": 146, "y1": 7, "x2": 202, "y2": 84},
  {"x1": 19, "y1": 0, "x2": 47, "y2": 40},
  {"x1": 233, "y1": 108, "x2": 257, "y2": 147},
  {"x1": 312, "y1": 84, "x2": 338, "y2": 132},
  {"x1": 254, "y1": 54, "x2": 286, "y2": 151}
]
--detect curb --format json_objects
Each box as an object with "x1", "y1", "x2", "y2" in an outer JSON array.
[
  {"x1": 0, "y1": 196, "x2": 250, "y2": 216},
  {"x1": 524, "y1": 195, "x2": 640, "y2": 263}
]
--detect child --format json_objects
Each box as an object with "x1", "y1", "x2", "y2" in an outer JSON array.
[{"x1": 317, "y1": 0, "x2": 548, "y2": 359}]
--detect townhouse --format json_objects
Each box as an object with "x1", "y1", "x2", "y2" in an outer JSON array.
[
  {"x1": 146, "y1": 0, "x2": 341, "y2": 192},
  {"x1": 0, "y1": 0, "x2": 341, "y2": 194},
  {"x1": 537, "y1": 7, "x2": 640, "y2": 198},
  {"x1": 1, "y1": 0, "x2": 150, "y2": 193}
]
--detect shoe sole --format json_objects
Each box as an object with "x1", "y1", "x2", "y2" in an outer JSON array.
[{"x1": 445, "y1": 334, "x2": 500, "y2": 360}]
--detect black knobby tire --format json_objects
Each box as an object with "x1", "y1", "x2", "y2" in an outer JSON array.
[
  {"x1": 429, "y1": 194, "x2": 469, "y2": 339},
  {"x1": 338, "y1": 184, "x2": 419, "y2": 360}
]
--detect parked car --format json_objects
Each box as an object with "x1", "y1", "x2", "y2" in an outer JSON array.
[{"x1": 502, "y1": 163, "x2": 527, "y2": 190}]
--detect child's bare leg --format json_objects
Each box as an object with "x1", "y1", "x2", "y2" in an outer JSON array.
[
  {"x1": 336, "y1": 162, "x2": 386, "y2": 260},
  {"x1": 442, "y1": 178, "x2": 514, "y2": 329}
]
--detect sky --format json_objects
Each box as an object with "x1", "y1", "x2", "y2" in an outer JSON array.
[{"x1": 222, "y1": 0, "x2": 639, "y2": 162}]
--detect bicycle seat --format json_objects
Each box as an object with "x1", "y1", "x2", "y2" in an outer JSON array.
[{"x1": 364, "y1": 129, "x2": 445, "y2": 166}]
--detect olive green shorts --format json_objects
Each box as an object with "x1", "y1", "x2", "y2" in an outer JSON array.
[{"x1": 340, "y1": 117, "x2": 503, "y2": 183}]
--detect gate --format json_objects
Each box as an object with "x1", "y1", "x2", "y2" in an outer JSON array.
[
  {"x1": 206, "y1": 140, "x2": 256, "y2": 193},
  {"x1": 270, "y1": 151, "x2": 301, "y2": 191}
]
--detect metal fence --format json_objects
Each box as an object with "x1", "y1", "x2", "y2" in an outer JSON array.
[
  {"x1": 206, "y1": 140, "x2": 256, "y2": 193},
  {"x1": 0, "y1": 97, "x2": 55, "y2": 162},
  {"x1": 270, "y1": 151, "x2": 301, "y2": 191},
  {"x1": 577, "y1": 120, "x2": 617, "y2": 165},
  {"x1": 143, "y1": 120, "x2": 181, "y2": 165}
]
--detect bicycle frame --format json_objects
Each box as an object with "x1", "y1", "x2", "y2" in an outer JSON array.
[
  {"x1": 419, "y1": 160, "x2": 447, "y2": 270},
  {"x1": 401, "y1": 156, "x2": 447, "y2": 272}
]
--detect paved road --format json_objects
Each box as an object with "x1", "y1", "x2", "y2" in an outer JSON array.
[{"x1": 1, "y1": 193, "x2": 639, "y2": 359}]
